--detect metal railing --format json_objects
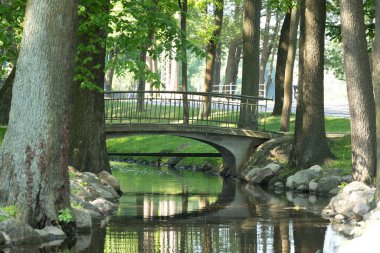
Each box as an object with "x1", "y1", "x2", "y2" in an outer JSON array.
[{"x1": 104, "y1": 91, "x2": 272, "y2": 130}]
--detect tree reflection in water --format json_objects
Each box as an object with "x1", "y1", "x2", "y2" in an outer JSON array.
[{"x1": 99, "y1": 179, "x2": 330, "y2": 253}]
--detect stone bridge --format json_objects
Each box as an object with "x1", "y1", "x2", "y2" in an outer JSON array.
[{"x1": 105, "y1": 91, "x2": 277, "y2": 177}]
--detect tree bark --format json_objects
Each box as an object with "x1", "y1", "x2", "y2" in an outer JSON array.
[
  {"x1": 280, "y1": 8, "x2": 300, "y2": 132},
  {"x1": 341, "y1": 0, "x2": 376, "y2": 184},
  {"x1": 0, "y1": 0, "x2": 77, "y2": 228},
  {"x1": 200, "y1": 0, "x2": 224, "y2": 118},
  {"x1": 289, "y1": 0, "x2": 333, "y2": 169},
  {"x1": 373, "y1": 0, "x2": 380, "y2": 185},
  {"x1": 213, "y1": 43, "x2": 222, "y2": 92},
  {"x1": 180, "y1": 0, "x2": 189, "y2": 124},
  {"x1": 272, "y1": 13, "x2": 291, "y2": 116},
  {"x1": 259, "y1": 6, "x2": 272, "y2": 84},
  {"x1": 69, "y1": 0, "x2": 110, "y2": 174},
  {"x1": 223, "y1": 39, "x2": 240, "y2": 93},
  {"x1": 137, "y1": 49, "x2": 147, "y2": 111},
  {"x1": 0, "y1": 67, "x2": 15, "y2": 125},
  {"x1": 239, "y1": 0, "x2": 261, "y2": 129},
  {"x1": 266, "y1": 16, "x2": 281, "y2": 93}
]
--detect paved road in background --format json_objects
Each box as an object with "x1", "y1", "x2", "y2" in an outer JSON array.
[{"x1": 265, "y1": 101, "x2": 350, "y2": 118}]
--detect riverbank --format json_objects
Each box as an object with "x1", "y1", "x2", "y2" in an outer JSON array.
[{"x1": 0, "y1": 166, "x2": 121, "y2": 249}]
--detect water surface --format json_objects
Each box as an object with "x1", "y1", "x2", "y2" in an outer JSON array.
[{"x1": 5, "y1": 162, "x2": 339, "y2": 253}]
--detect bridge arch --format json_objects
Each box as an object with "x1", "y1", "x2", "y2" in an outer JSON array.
[{"x1": 106, "y1": 124, "x2": 274, "y2": 176}]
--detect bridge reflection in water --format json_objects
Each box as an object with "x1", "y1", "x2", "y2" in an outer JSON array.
[{"x1": 101, "y1": 182, "x2": 329, "y2": 253}]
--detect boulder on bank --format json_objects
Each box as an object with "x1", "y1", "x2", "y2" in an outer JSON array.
[
  {"x1": 72, "y1": 208, "x2": 92, "y2": 232},
  {"x1": 316, "y1": 176, "x2": 342, "y2": 195},
  {"x1": 286, "y1": 165, "x2": 322, "y2": 190},
  {"x1": 0, "y1": 218, "x2": 41, "y2": 245},
  {"x1": 34, "y1": 226, "x2": 66, "y2": 241},
  {"x1": 97, "y1": 170, "x2": 122, "y2": 195},
  {"x1": 322, "y1": 181, "x2": 376, "y2": 222},
  {"x1": 90, "y1": 198, "x2": 117, "y2": 215},
  {"x1": 243, "y1": 163, "x2": 282, "y2": 185}
]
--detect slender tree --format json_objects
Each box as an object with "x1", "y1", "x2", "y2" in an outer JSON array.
[
  {"x1": 341, "y1": 0, "x2": 376, "y2": 184},
  {"x1": 259, "y1": 5, "x2": 272, "y2": 84},
  {"x1": 239, "y1": 0, "x2": 261, "y2": 129},
  {"x1": 0, "y1": 0, "x2": 78, "y2": 228},
  {"x1": 289, "y1": 0, "x2": 333, "y2": 168},
  {"x1": 200, "y1": 0, "x2": 224, "y2": 118},
  {"x1": 179, "y1": 0, "x2": 189, "y2": 124},
  {"x1": 272, "y1": 13, "x2": 291, "y2": 115},
  {"x1": 69, "y1": 0, "x2": 111, "y2": 174},
  {"x1": 280, "y1": 7, "x2": 299, "y2": 132}
]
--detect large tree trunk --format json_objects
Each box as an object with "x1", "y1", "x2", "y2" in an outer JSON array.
[
  {"x1": 341, "y1": 0, "x2": 376, "y2": 184},
  {"x1": 0, "y1": 0, "x2": 77, "y2": 228},
  {"x1": 259, "y1": 6, "x2": 272, "y2": 84},
  {"x1": 239, "y1": 0, "x2": 261, "y2": 129},
  {"x1": 69, "y1": 0, "x2": 110, "y2": 174},
  {"x1": 280, "y1": 8, "x2": 300, "y2": 132},
  {"x1": 373, "y1": 0, "x2": 380, "y2": 185},
  {"x1": 289, "y1": 0, "x2": 333, "y2": 169},
  {"x1": 272, "y1": 13, "x2": 291, "y2": 116},
  {"x1": 0, "y1": 67, "x2": 15, "y2": 125},
  {"x1": 200, "y1": 0, "x2": 224, "y2": 118}
]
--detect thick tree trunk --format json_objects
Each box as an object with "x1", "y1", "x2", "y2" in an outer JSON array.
[
  {"x1": 272, "y1": 13, "x2": 291, "y2": 116},
  {"x1": 239, "y1": 0, "x2": 261, "y2": 129},
  {"x1": 373, "y1": 0, "x2": 380, "y2": 184},
  {"x1": 69, "y1": 0, "x2": 110, "y2": 174},
  {"x1": 201, "y1": 0, "x2": 224, "y2": 118},
  {"x1": 259, "y1": 6, "x2": 272, "y2": 84},
  {"x1": 289, "y1": 0, "x2": 333, "y2": 169},
  {"x1": 341, "y1": 0, "x2": 376, "y2": 184},
  {"x1": 0, "y1": 67, "x2": 15, "y2": 125},
  {"x1": 0, "y1": 0, "x2": 77, "y2": 228},
  {"x1": 280, "y1": 8, "x2": 299, "y2": 132}
]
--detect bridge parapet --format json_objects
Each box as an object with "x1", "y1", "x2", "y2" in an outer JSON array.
[{"x1": 104, "y1": 91, "x2": 271, "y2": 131}]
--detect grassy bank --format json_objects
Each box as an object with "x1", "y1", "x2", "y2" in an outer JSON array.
[{"x1": 107, "y1": 135, "x2": 223, "y2": 168}]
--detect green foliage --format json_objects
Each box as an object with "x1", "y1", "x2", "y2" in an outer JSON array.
[
  {"x1": 0, "y1": 0, "x2": 26, "y2": 78},
  {"x1": 338, "y1": 181, "x2": 348, "y2": 191},
  {"x1": 58, "y1": 208, "x2": 74, "y2": 224},
  {"x1": 71, "y1": 202, "x2": 84, "y2": 210}
]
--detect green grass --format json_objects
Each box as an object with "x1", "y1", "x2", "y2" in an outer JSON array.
[
  {"x1": 107, "y1": 135, "x2": 222, "y2": 167},
  {"x1": 263, "y1": 114, "x2": 351, "y2": 133},
  {"x1": 325, "y1": 135, "x2": 352, "y2": 174}
]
